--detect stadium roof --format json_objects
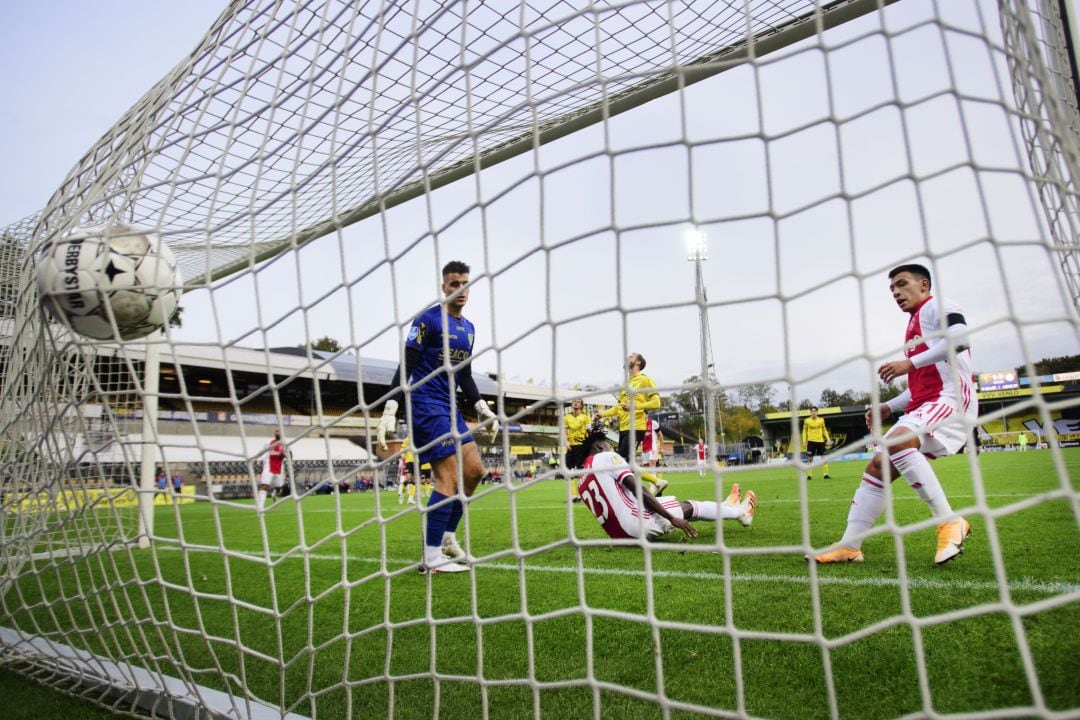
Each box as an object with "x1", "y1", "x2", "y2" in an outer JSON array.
[
  {"x1": 99, "y1": 343, "x2": 618, "y2": 405},
  {"x1": 98, "y1": 343, "x2": 499, "y2": 395},
  {"x1": 271, "y1": 346, "x2": 501, "y2": 396},
  {"x1": 71, "y1": 434, "x2": 368, "y2": 464}
]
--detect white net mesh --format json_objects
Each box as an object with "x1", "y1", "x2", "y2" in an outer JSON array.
[{"x1": 1, "y1": 0, "x2": 1078, "y2": 718}]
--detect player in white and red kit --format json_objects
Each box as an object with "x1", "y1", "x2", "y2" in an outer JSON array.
[
  {"x1": 577, "y1": 432, "x2": 756, "y2": 542},
  {"x1": 258, "y1": 428, "x2": 289, "y2": 510},
  {"x1": 695, "y1": 439, "x2": 707, "y2": 476},
  {"x1": 814, "y1": 264, "x2": 976, "y2": 565},
  {"x1": 641, "y1": 418, "x2": 658, "y2": 464}
]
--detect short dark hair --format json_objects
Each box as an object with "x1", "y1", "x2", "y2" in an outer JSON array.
[
  {"x1": 442, "y1": 260, "x2": 470, "y2": 277},
  {"x1": 888, "y1": 263, "x2": 932, "y2": 290},
  {"x1": 585, "y1": 430, "x2": 609, "y2": 455},
  {"x1": 630, "y1": 352, "x2": 646, "y2": 371},
  {"x1": 810, "y1": 406, "x2": 818, "y2": 411}
]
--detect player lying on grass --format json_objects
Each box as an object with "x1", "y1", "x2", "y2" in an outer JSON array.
[{"x1": 577, "y1": 432, "x2": 756, "y2": 541}]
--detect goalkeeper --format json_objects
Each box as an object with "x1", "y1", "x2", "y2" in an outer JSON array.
[{"x1": 377, "y1": 260, "x2": 498, "y2": 574}]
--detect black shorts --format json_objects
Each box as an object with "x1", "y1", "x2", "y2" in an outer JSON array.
[
  {"x1": 617, "y1": 430, "x2": 645, "y2": 463},
  {"x1": 566, "y1": 443, "x2": 589, "y2": 470},
  {"x1": 806, "y1": 440, "x2": 828, "y2": 458}
]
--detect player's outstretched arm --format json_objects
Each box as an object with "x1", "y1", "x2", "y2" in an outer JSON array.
[
  {"x1": 878, "y1": 359, "x2": 915, "y2": 383},
  {"x1": 865, "y1": 392, "x2": 907, "y2": 430},
  {"x1": 639, "y1": 386, "x2": 662, "y2": 411},
  {"x1": 622, "y1": 475, "x2": 697, "y2": 539}
]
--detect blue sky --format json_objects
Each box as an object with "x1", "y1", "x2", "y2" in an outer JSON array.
[{"x1": 2, "y1": 0, "x2": 1078, "y2": 403}]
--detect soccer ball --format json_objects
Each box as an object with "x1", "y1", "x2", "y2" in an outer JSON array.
[{"x1": 36, "y1": 224, "x2": 183, "y2": 340}]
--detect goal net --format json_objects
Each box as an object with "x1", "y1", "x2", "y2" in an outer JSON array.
[{"x1": 2, "y1": 0, "x2": 1078, "y2": 718}]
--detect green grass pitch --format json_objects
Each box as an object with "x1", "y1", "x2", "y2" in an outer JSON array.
[{"x1": 7, "y1": 449, "x2": 1079, "y2": 719}]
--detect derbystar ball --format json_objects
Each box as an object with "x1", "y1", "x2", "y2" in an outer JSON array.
[{"x1": 37, "y1": 223, "x2": 183, "y2": 340}]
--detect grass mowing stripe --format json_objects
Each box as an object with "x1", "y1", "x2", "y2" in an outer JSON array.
[
  {"x1": 153, "y1": 545, "x2": 1080, "y2": 595},
  {"x1": 169, "y1": 490, "x2": 1058, "y2": 523},
  {"x1": 10, "y1": 451, "x2": 1077, "y2": 719}
]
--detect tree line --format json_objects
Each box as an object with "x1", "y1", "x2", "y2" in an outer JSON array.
[
  {"x1": 661, "y1": 352, "x2": 1080, "y2": 444},
  {"x1": 299, "y1": 337, "x2": 1078, "y2": 445},
  {"x1": 660, "y1": 377, "x2": 906, "y2": 444}
]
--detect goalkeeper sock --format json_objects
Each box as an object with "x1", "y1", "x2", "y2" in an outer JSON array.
[
  {"x1": 446, "y1": 499, "x2": 464, "y2": 533},
  {"x1": 425, "y1": 491, "x2": 452, "y2": 560},
  {"x1": 839, "y1": 474, "x2": 886, "y2": 549},
  {"x1": 891, "y1": 448, "x2": 952, "y2": 518},
  {"x1": 687, "y1": 500, "x2": 741, "y2": 521}
]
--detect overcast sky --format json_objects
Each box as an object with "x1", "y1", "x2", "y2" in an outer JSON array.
[{"x1": 3, "y1": 0, "x2": 1078, "y2": 406}]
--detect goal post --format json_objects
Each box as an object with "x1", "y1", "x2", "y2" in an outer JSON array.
[
  {"x1": 2, "y1": 1, "x2": 1079, "y2": 719},
  {"x1": 136, "y1": 333, "x2": 161, "y2": 550}
]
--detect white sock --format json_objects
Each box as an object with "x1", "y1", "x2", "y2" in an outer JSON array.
[
  {"x1": 424, "y1": 544, "x2": 444, "y2": 565},
  {"x1": 257, "y1": 489, "x2": 266, "y2": 509},
  {"x1": 839, "y1": 474, "x2": 886, "y2": 549},
  {"x1": 890, "y1": 448, "x2": 953, "y2": 518},
  {"x1": 688, "y1": 500, "x2": 741, "y2": 521},
  {"x1": 442, "y1": 531, "x2": 457, "y2": 547}
]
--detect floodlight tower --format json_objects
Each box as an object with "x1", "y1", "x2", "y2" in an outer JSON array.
[{"x1": 686, "y1": 227, "x2": 723, "y2": 457}]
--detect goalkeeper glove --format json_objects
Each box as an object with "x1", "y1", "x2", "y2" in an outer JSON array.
[
  {"x1": 474, "y1": 399, "x2": 499, "y2": 441},
  {"x1": 377, "y1": 399, "x2": 398, "y2": 450}
]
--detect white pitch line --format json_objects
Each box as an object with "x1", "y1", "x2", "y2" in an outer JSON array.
[{"x1": 154, "y1": 546, "x2": 1080, "y2": 595}]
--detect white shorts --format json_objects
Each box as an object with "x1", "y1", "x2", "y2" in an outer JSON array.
[
  {"x1": 644, "y1": 497, "x2": 685, "y2": 539},
  {"x1": 643, "y1": 450, "x2": 658, "y2": 462},
  {"x1": 696, "y1": 457, "x2": 706, "y2": 466},
  {"x1": 890, "y1": 401, "x2": 969, "y2": 458},
  {"x1": 261, "y1": 471, "x2": 286, "y2": 489}
]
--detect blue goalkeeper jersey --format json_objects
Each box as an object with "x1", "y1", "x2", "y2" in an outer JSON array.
[{"x1": 404, "y1": 304, "x2": 475, "y2": 411}]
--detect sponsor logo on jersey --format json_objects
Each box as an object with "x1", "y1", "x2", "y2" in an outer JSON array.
[{"x1": 441, "y1": 348, "x2": 471, "y2": 361}]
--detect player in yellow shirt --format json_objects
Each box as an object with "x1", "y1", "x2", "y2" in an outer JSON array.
[
  {"x1": 394, "y1": 437, "x2": 434, "y2": 504},
  {"x1": 801, "y1": 405, "x2": 832, "y2": 480},
  {"x1": 564, "y1": 399, "x2": 591, "y2": 467},
  {"x1": 420, "y1": 461, "x2": 433, "y2": 498},
  {"x1": 595, "y1": 352, "x2": 661, "y2": 465},
  {"x1": 563, "y1": 399, "x2": 591, "y2": 501}
]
